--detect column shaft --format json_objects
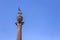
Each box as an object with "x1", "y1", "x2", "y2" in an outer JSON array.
[{"x1": 17, "y1": 25, "x2": 22, "y2": 40}]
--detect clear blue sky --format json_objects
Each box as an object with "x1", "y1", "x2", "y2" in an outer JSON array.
[{"x1": 0, "y1": 0, "x2": 60, "y2": 40}]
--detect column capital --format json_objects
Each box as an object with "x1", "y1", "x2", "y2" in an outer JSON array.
[{"x1": 15, "y1": 22, "x2": 24, "y2": 26}]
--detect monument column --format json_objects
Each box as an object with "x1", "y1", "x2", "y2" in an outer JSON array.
[{"x1": 16, "y1": 8, "x2": 24, "y2": 40}]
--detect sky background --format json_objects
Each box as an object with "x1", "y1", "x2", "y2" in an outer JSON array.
[{"x1": 0, "y1": 0, "x2": 60, "y2": 40}]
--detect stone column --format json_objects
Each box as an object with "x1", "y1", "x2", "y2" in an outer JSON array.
[{"x1": 16, "y1": 8, "x2": 24, "y2": 40}]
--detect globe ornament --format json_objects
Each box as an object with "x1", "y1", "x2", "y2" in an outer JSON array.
[{"x1": 17, "y1": 16, "x2": 23, "y2": 23}]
